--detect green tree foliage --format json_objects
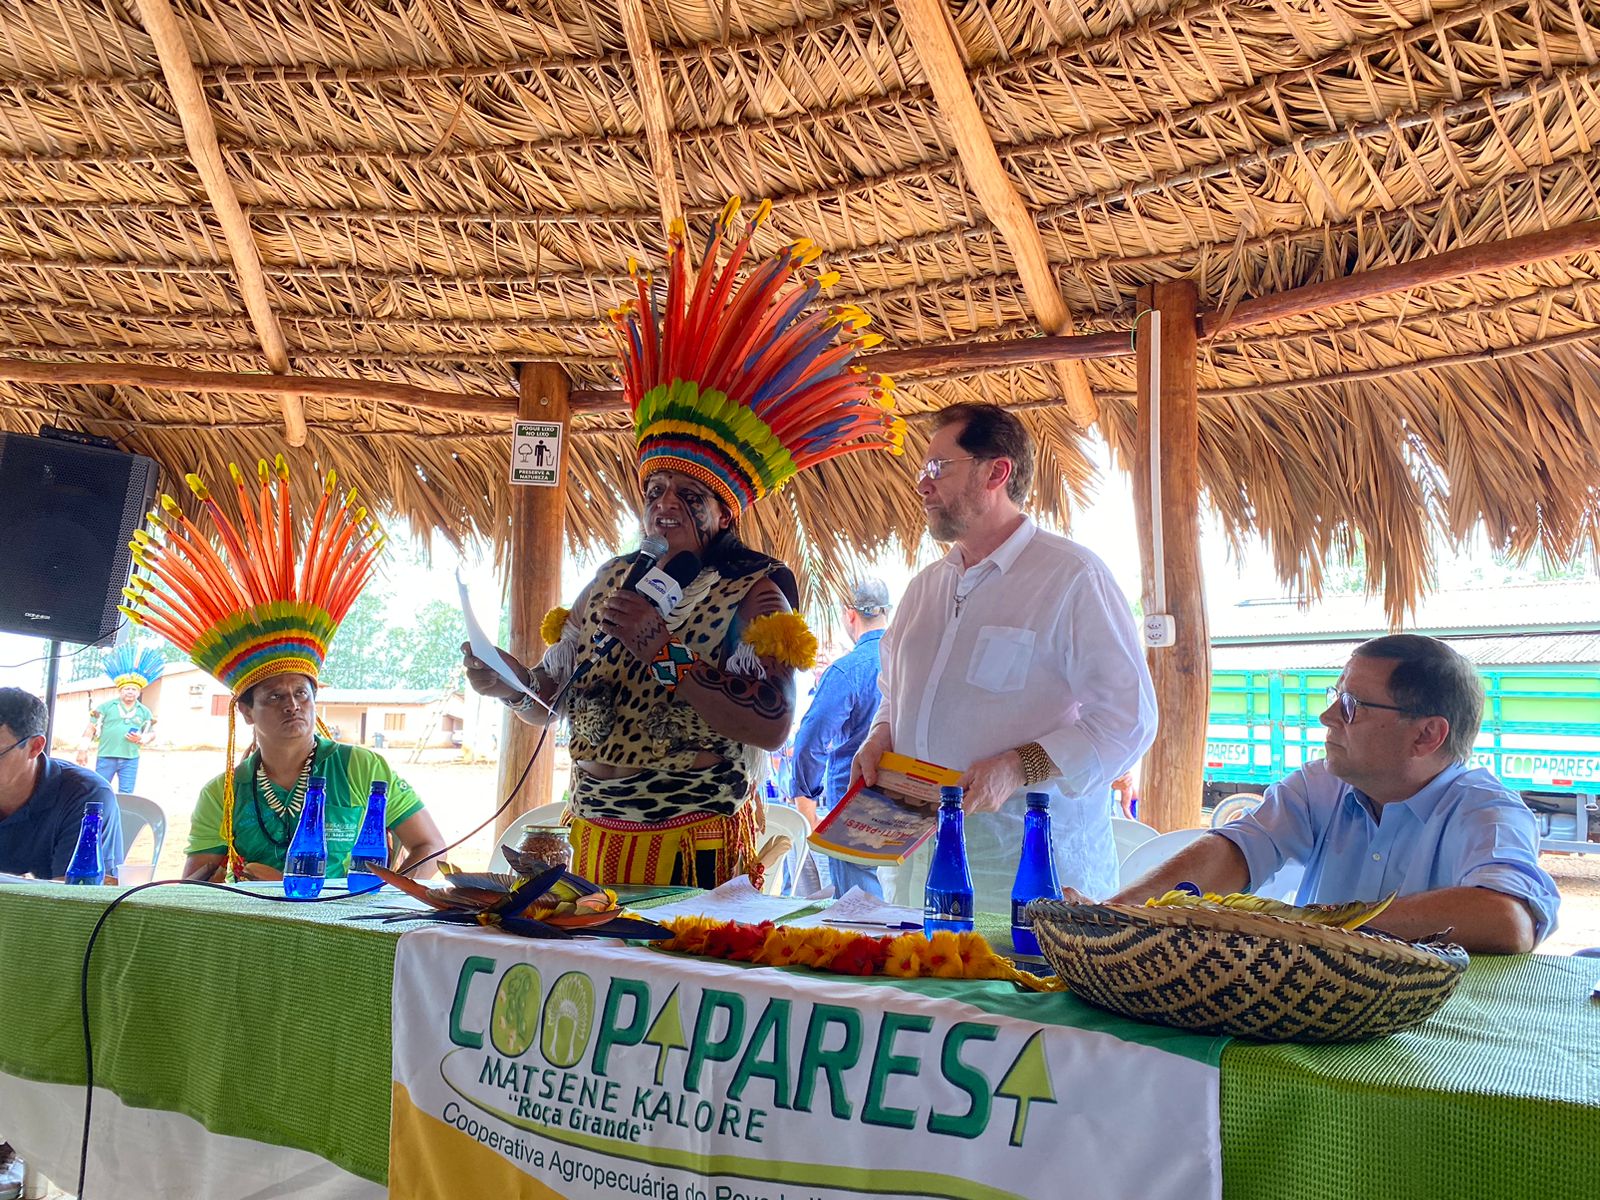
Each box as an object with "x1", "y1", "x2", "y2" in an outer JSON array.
[
  {"x1": 387, "y1": 600, "x2": 468, "y2": 689},
  {"x1": 320, "y1": 592, "x2": 467, "y2": 691}
]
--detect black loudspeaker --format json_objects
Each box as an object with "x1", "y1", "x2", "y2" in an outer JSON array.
[{"x1": 0, "y1": 430, "x2": 160, "y2": 644}]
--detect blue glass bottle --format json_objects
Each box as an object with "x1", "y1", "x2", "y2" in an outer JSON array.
[
  {"x1": 63, "y1": 800, "x2": 106, "y2": 886},
  {"x1": 346, "y1": 781, "x2": 388, "y2": 895},
  {"x1": 283, "y1": 776, "x2": 328, "y2": 900},
  {"x1": 1011, "y1": 792, "x2": 1060, "y2": 957},
  {"x1": 924, "y1": 786, "x2": 974, "y2": 935}
]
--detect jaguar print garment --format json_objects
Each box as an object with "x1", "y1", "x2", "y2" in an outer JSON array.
[{"x1": 561, "y1": 554, "x2": 779, "y2": 820}]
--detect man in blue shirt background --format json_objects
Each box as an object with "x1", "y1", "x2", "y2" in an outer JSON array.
[
  {"x1": 0, "y1": 687, "x2": 121, "y2": 880},
  {"x1": 1106, "y1": 634, "x2": 1559, "y2": 954},
  {"x1": 791, "y1": 578, "x2": 892, "y2": 898}
]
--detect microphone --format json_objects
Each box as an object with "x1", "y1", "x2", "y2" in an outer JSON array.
[
  {"x1": 592, "y1": 549, "x2": 703, "y2": 656},
  {"x1": 617, "y1": 534, "x2": 669, "y2": 594}
]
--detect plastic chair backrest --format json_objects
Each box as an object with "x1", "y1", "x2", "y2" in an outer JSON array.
[
  {"x1": 1117, "y1": 827, "x2": 1211, "y2": 889},
  {"x1": 1110, "y1": 816, "x2": 1159, "y2": 863},
  {"x1": 489, "y1": 801, "x2": 569, "y2": 873},
  {"x1": 115, "y1": 793, "x2": 166, "y2": 875},
  {"x1": 758, "y1": 804, "x2": 812, "y2": 896}
]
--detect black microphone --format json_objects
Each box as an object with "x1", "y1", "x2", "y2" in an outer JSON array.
[
  {"x1": 592, "y1": 549, "x2": 703, "y2": 656},
  {"x1": 617, "y1": 534, "x2": 669, "y2": 594}
]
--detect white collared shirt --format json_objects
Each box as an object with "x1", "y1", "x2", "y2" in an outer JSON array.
[{"x1": 875, "y1": 516, "x2": 1157, "y2": 904}]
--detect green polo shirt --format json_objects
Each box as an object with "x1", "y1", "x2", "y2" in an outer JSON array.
[
  {"x1": 93, "y1": 699, "x2": 153, "y2": 759},
  {"x1": 187, "y1": 736, "x2": 424, "y2": 875}
]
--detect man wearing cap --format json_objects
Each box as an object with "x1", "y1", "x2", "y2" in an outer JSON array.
[
  {"x1": 853, "y1": 402, "x2": 1157, "y2": 912},
  {"x1": 790, "y1": 578, "x2": 892, "y2": 897}
]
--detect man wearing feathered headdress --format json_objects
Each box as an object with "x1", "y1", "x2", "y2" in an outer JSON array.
[
  {"x1": 75, "y1": 644, "x2": 163, "y2": 793},
  {"x1": 463, "y1": 199, "x2": 903, "y2": 889},
  {"x1": 123, "y1": 459, "x2": 445, "y2": 883}
]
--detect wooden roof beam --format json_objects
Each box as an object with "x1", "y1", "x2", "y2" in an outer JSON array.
[
  {"x1": 894, "y1": 0, "x2": 1098, "y2": 431},
  {"x1": 1203, "y1": 220, "x2": 1600, "y2": 340},
  {"x1": 0, "y1": 357, "x2": 513, "y2": 418},
  {"x1": 618, "y1": 0, "x2": 686, "y2": 235},
  {"x1": 132, "y1": 0, "x2": 304, "y2": 447}
]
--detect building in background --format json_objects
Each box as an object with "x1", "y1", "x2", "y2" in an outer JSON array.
[{"x1": 53, "y1": 661, "x2": 464, "y2": 751}]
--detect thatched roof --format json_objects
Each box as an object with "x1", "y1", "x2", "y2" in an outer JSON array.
[{"x1": 4, "y1": 0, "x2": 1600, "y2": 614}]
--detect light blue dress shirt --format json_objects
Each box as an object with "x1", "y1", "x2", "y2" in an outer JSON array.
[{"x1": 1214, "y1": 759, "x2": 1560, "y2": 941}]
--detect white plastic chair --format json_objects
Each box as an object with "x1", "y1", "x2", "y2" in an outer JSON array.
[
  {"x1": 757, "y1": 804, "x2": 812, "y2": 896},
  {"x1": 1110, "y1": 816, "x2": 1159, "y2": 863},
  {"x1": 489, "y1": 801, "x2": 568, "y2": 872},
  {"x1": 1117, "y1": 827, "x2": 1211, "y2": 889},
  {"x1": 114, "y1": 793, "x2": 166, "y2": 884}
]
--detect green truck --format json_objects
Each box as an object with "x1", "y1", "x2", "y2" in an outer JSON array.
[{"x1": 1203, "y1": 631, "x2": 1600, "y2": 855}]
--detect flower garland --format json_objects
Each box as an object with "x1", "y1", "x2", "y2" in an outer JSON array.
[{"x1": 657, "y1": 917, "x2": 1064, "y2": 992}]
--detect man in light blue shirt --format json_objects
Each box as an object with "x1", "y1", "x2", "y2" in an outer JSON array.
[
  {"x1": 791, "y1": 578, "x2": 890, "y2": 898},
  {"x1": 1111, "y1": 634, "x2": 1559, "y2": 953}
]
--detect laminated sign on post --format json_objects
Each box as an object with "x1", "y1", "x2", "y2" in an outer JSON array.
[{"x1": 511, "y1": 422, "x2": 563, "y2": 486}]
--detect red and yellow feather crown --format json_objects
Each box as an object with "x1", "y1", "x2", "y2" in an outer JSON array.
[
  {"x1": 609, "y1": 199, "x2": 905, "y2": 514},
  {"x1": 120, "y1": 456, "x2": 384, "y2": 696}
]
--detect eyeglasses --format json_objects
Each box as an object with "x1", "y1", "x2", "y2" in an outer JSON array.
[
  {"x1": 916, "y1": 456, "x2": 981, "y2": 484},
  {"x1": 1324, "y1": 687, "x2": 1423, "y2": 724},
  {"x1": 0, "y1": 734, "x2": 30, "y2": 760}
]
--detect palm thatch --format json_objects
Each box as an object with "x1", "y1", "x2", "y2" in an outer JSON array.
[{"x1": 3, "y1": 0, "x2": 1600, "y2": 615}]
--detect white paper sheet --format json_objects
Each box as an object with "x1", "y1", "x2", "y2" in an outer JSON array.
[
  {"x1": 457, "y1": 568, "x2": 549, "y2": 708},
  {"x1": 785, "y1": 886, "x2": 924, "y2": 929},
  {"x1": 635, "y1": 876, "x2": 813, "y2": 924}
]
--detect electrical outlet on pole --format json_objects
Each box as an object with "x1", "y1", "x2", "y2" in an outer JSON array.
[{"x1": 1143, "y1": 614, "x2": 1176, "y2": 648}]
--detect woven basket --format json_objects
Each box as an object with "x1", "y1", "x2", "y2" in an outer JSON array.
[{"x1": 1028, "y1": 899, "x2": 1470, "y2": 1042}]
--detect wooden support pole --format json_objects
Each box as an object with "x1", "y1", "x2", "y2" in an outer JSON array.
[
  {"x1": 1132, "y1": 280, "x2": 1209, "y2": 833},
  {"x1": 496, "y1": 362, "x2": 571, "y2": 841}
]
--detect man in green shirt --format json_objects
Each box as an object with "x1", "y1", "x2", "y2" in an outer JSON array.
[
  {"x1": 80, "y1": 683, "x2": 155, "y2": 794},
  {"x1": 182, "y1": 672, "x2": 444, "y2": 882}
]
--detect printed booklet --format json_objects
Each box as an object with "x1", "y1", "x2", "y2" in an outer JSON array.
[{"x1": 806, "y1": 751, "x2": 963, "y2": 865}]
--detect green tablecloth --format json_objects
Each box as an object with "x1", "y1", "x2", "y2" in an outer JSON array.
[{"x1": 1, "y1": 882, "x2": 1597, "y2": 1198}]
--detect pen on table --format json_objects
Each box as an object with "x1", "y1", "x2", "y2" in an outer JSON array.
[{"x1": 822, "y1": 917, "x2": 923, "y2": 929}]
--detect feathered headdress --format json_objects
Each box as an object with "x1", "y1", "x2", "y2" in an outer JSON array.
[
  {"x1": 118, "y1": 456, "x2": 384, "y2": 878},
  {"x1": 609, "y1": 198, "x2": 905, "y2": 514},
  {"x1": 102, "y1": 644, "x2": 165, "y2": 691},
  {"x1": 119, "y1": 456, "x2": 384, "y2": 696}
]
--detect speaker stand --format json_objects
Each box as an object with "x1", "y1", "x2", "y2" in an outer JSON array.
[{"x1": 42, "y1": 640, "x2": 60, "y2": 750}]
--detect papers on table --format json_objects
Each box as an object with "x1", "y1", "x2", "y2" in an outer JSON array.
[
  {"x1": 785, "y1": 886, "x2": 923, "y2": 930},
  {"x1": 0, "y1": 872, "x2": 33, "y2": 885},
  {"x1": 635, "y1": 881, "x2": 922, "y2": 931},
  {"x1": 636, "y1": 876, "x2": 815, "y2": 925}
]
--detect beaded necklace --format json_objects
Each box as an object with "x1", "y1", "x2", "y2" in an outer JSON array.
[{"x1": 250, "y1": 743, "x2": 319, "y2": 848}]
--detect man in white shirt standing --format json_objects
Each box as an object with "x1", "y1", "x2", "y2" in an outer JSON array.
[{"x1": 851, "y1": 403, "x2": 1157, "y2": 910}]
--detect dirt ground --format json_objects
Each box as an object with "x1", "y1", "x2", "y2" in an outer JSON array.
[{"x1": 109, "y1": 748, "x2": 1600, "y2": 954}]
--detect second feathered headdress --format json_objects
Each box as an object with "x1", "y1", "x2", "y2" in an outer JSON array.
[
  {"x1": 102, "y1": 643, "x2": 166, "y2": 691},
  {"x1": 119, "y1": 456, "x2": 384, "y2": 697}
]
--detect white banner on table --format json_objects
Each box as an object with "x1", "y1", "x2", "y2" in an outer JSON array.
[{"x1": 390, "y1": 926, "x2": 1221, "y2": 1200}]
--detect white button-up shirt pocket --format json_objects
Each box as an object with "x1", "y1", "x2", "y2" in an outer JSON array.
[{"x1": 966, "y1": 625, "x2": 1036, "y2": 693}]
